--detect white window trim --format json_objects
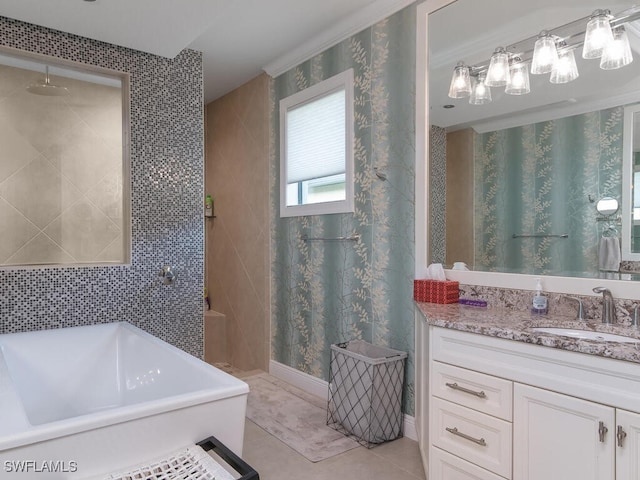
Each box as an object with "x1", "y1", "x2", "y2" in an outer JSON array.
[{"x1": 279, "y1": 68, "x2": 354, "y2": 218}]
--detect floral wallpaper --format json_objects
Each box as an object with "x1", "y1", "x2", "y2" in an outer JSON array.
[
  {"x1": 271, "y1": 6, "x2": 417, "y2": 414},
  {"x1": 474, "y1": 107, "x2": 623, "y2": 276}
]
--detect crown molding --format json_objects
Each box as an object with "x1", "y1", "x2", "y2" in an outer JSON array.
[
  {"x1": 469, "y1": 89, "x2": 640, "y2": 133},
  {"x1": 263, "y1": 0, "x2": 415, "y2": 78}
]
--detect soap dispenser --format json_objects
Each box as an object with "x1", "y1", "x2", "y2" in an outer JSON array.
[{"x1": 532, "y1": 278, "x2": 548, "y2": 315}]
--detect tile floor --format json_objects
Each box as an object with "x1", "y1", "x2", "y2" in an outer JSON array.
[
  {"x1": 226, "y1": 363, "x2": 426, "y2": 480},
  {"x1": 243, "y1": 420, "x2": 426, "y2": 480}
]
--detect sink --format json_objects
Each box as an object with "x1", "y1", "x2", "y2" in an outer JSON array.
[{"x1": 531, "y1": 327, "x2": 640, "y2": 344}]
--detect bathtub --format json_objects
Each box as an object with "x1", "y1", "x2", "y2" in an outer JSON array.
[{"x1": 0, "y1": 322, "x2": 249, "y2": 478}]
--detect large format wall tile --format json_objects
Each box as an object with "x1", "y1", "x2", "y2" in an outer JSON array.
[{"x1": 205, "y1": 73, "x2": 271, "y2": 371}]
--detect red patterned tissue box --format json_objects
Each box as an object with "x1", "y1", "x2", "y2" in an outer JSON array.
[{"x1": 413, "y1": 279, "x2": 459, "y2": 304}]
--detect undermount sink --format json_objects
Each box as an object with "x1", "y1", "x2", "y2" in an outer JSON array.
[{"x1": 531, "y1": 327, "x2": 640, "y2": 344}]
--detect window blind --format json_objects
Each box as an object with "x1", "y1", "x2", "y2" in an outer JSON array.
[{"x1": 286, "y1": 89, "x2": 346, "y2": 184}]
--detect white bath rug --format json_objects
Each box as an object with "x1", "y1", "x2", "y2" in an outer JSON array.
[{"x1": 244, "y1": 373, "x2": 360, "y2": 462}]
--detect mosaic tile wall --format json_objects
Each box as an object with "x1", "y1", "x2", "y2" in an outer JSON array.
[
  {"x1": 430, "y1": 126, "x2": 446, "y2": 264},
  {"x1": 0, "y1": 17, "x2": 205, "y2": 357}
]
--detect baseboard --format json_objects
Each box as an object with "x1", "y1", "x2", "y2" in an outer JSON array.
[
  {"x1": 269, "y1": 360, "x2": 329, "y2": 399},
  {"x1": 269, "y1": 360, "x2": 418, "y2": 442}
]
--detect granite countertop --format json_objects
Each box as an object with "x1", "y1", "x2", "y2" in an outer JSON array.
[{"x1": 416, "y1": 302, "x2": 640, "y2": 364}]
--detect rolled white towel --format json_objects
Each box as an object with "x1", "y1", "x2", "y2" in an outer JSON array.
[{"x1": 599, "y1": 236, "x2": 621, "y2": 272}]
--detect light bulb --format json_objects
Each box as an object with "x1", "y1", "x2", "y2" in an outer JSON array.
[
  {"x1": 600, "y1": 26, "x2": 633, "y2": 69},
  {"x1": 583, "y1": 10, "x2": 614, "y2": 59},
  {"x1": 506, "y1": 60, "x2": 530, "y2": 95},
  {"x1": 448, "y1": 61, "x2": 472, "y2": 98},
  {"x1": 485, "y1": 47, "x2": 510, "y2": 87},
  {"x1": 551, "y1": 45, "x2": 579, "y2": 83},
  {"x1": 531, "y1": 31, "x2": 558, "y2": 74},
  {"x1": 469, "y1": 75, "x2": 492, "y2": 105}
]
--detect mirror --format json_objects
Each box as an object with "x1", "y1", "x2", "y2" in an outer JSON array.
[
  {"x1": 429, "y1": 0, "x2": 640, "y2": 279},
  {"x1": 622, "y1": 103, "x2": 640, "y2": 259},
  {"x1": 0, "y1": 47, "x2": 130, "y2": 267},
  {"x1": 596, "y1": 197, "x2": 619, "y2": 216}
]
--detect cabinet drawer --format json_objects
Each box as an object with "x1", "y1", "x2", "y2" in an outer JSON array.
[
  {"x1": 430, "y1": 446, "x2": 507, "y2": 480},
  {"x1": 432, "y1": 361, "x2": 513, "y2": 421},
  {"x1": 431, "y1": 397, "x2": 512, "y2": 479}
]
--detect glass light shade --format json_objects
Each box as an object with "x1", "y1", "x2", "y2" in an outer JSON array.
[
  {"x1": 469, "y1": 75, "x2": 492, "y2": 105},
  {"x1": 531, "y1": 32, "x2": 558, "y2": 74},
  {"x1": 550, "y1": 47, "x2": 579, "y2": 83},
  {"x1": 448, "y1": 61, "x2": 472, "y2": 98},
  {"x1": 600, "y1": 26, "x2": 633, "y2": 70},
  {"x1": 505, "y1": 61, "x2": 530, "y2": 95},
  {"x1": 485, "y1": 47, "x2": 511, "y2": 87},
  {"x1": 583, "y1": 10, "x2": 614, "y2": 59}
]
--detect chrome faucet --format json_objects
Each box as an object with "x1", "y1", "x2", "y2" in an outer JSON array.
[
  {"x1": 633, "y1": 305, "x2": 640, "y2": 329},
  {"x1": 592, "y1": 287, "x2": 615, "y2": 324},
  {"x1": 563, "y1": 296, "x2": 585, "y2": 321}
]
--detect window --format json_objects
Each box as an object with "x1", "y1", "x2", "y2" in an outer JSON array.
[{"x1": 279, "y1": 69, "x2": 354, "y2": 217}]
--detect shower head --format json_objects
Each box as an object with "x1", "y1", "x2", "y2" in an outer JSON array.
[{"x1": 26, "y1": 66, "x2": 69, "y2": 96}]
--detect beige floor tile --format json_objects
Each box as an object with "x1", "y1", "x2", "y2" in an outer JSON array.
[
  {"x1": 367, "y1": 436, "x2": 427, "y2": 479},
  {"x1": 242, "y1": 420, "x2": 426, "y2": 480}
]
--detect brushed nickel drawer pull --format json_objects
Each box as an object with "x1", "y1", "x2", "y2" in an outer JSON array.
[
  {"x1": 445, "y1": 382, "x2": 487, "y2": 398},
  {"x1": 445, "y1": 427, "x2": 487, "y2": 446},
  {"x1": 599, "y1": 421, "x2": 608, "y2": 443},
  {"x1": 617, "y1": 425, "x2": 627, "y2": 447}
]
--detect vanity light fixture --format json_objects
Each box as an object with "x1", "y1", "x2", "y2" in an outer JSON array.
[
  {"x1": 583, "y1": 9, "x2": 614, "y2": 59},
  {"x1": 446, "y1": 6, "x2": 638, "y2": 105},
  {"x1": 550, "y1": 43, "x2": 579, "y2": 84},
  {"x1": 600, "y1": 25, "x2": 633, "y2": 70},
  {"x1": 448, "y1": 61, "x2": 472, "y2": 98},
  {"x1": 469, "y1": 74, "x2": 492, "y2": 105},
  {"x1": 485, "y1": 47, "x2": 510, "y2": 87},
  {"x1": 505, "y1": 58, "x2": 530, "y2": 95},
  {"x1": 531, "y1": 31, "x2": 558, "y2": 74}
]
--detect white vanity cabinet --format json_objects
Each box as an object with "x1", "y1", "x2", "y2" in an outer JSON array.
[
  {"x1": 419, "y1": 325, "x2": 640, "y2": 480},
  {"x1": 514, "y1": 384, "x2": 614, "y2": 480},
  {"x1": 430, "y1": 362, "x2": 513, "y2": 478},
  {"x1": 617, "y1": 409, "x2": 640, "y2": 479},
  {"x1": 514, "y1": 386, "x2": 640, "y2": 480}
]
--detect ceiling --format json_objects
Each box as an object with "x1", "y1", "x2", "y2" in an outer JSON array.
[
  {"x1": 0, "y1": 0, "x2": 412, "y2": 103},
  {"x1": 429, "y1": 0, "x2": 640, "y2": 132}
]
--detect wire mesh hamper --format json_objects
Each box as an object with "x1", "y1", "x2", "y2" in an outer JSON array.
[{"x1": 326, "y1": 340, "x2": 407, "y2": 447}]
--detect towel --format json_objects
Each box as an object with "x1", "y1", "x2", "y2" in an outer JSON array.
[{"x1": 599, "y1": 236, "x2": 621, "y2": 272}]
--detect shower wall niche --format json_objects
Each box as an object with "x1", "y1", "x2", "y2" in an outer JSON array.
[{"x1": 0, "y1": 51, "x2": 129, "y2": 267}]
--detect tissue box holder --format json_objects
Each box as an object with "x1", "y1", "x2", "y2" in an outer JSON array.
[{"x1": 414, "y1": 280, "x2": 459, "y2": 304}]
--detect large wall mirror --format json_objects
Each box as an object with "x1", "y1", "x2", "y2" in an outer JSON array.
[
  {"x1": 428, "y1": 0, "x2": 640, "y2": 281},
  {"x1": 622, "y1": 103, "x2": 640, "y2": 260},
  {"x1": 0, "y1": 47, "x2": 130, "y2": 267}
]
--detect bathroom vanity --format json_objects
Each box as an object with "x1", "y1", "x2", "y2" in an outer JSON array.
[{"x1": 415, "y1": 303, "x2": 640, "y2": 480}]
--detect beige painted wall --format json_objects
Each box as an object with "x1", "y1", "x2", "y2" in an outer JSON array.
[
  {"x1": 204, "y1": 73, "x2": 271, "y2": 372},
  {"x1": 445, "y1": 128, "x2": 474, "y2": 266}
]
